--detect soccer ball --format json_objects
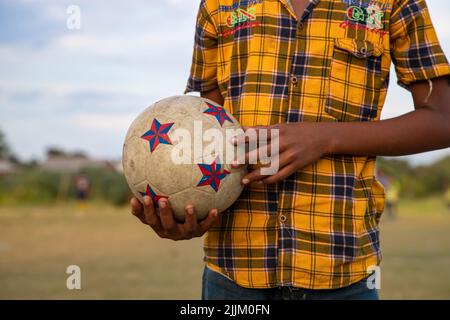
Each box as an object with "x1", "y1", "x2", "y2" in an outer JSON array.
[{"x1": 122, "y1": 95, "x2": 247, "y2": 222}]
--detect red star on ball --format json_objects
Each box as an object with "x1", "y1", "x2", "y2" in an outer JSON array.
[
  {"x1": 203, "y1": 102, "x2": 233, "y2": 127},
  {"x1": 141, "y1": 118, "x2": 174, "y2": 153},
  {"x1": 196, "y1": 157, "x2": 230, "y2": 192},
  {"x1": 139, "y1": 184, "x2": 168, "y2": 208}
]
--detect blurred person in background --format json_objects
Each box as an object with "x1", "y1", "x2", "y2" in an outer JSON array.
[
  {"x1": 445, "y1": 185, "x2": 450, "y2": 211},
  {"x1": 385, "y1": 177, "x2": 401, "y2": 220},
  {"x1": 75, "y1": 173, "x2": 91, "y2": 209}
]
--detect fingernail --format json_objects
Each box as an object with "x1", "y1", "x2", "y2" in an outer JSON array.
[
  {"x1": 231, "y1": 137, "x2": 237, "y2": 144},
  {"x1": 242, "y1": 178, "x2": 250, "y2": 185},
  {"x1": 187, "y1": 206, "x2": 194, "y2": 215},
  {"x1": 144, "y1": 197, "x2": 151, "y2": 206},
  {"x1": 257, "y1": 181, "x2": 264, "y2": 185},
  {"x1": 212, "y1": 209, "x2": 218, "y2": 217},
  {"x1": 159, "y1": 199, "x2": 166, "y2": 208}
]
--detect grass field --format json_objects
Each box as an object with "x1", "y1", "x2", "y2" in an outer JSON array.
[{"x1": 0, "y1": 198, "x2": 449, "y2": 300}]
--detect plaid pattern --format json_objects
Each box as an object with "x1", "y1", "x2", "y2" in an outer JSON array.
[{"x1": 185, "y1": 0, "x2": 450, "y2": 289}]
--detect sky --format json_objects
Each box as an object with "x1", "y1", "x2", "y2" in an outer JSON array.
[{"x1": 0, "y1": 0, "x2": 449, "y2": 165}]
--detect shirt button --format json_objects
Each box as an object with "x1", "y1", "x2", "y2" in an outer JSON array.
[
  {"x1": 279, "y1": 215, "x2": 287, "y2": 223},
  {"x1": 291, "y1": 76, "x2": 298, "y2": 85},
  {"x1": 359, "y1": 46, "x2": 368, "y2": 56},
  {"x1": 298, "y1": 22, "x2": 304, "y2": 30}
]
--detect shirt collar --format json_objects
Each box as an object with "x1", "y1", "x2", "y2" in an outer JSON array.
[{"x1": 278, "y1": 0, "x2": 321, "y2": 21}]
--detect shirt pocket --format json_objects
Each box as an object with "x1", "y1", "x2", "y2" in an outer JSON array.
[{"x1": 326, "y1": 38, "x2": 385, "y2": 122}]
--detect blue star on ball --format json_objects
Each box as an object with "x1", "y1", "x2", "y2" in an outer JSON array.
[
  {"x1": 197, "y1": 157, "x2": 230, "y2": 192},
  {"x1": 141, "y1": 118, "x2": 174, "y2": 153},
  {"x1": 139, "y1": 184, "x2": 167, "y2": 208},
  {"x1": 203, "y1": 102, "x2": 233, "y2": 127}
]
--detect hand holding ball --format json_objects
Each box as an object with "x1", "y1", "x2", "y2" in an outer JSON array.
[{"x1": 123, "y1": 95, "x2": 247, "y2": 222}]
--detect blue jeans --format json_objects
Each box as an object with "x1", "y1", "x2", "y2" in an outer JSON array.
[{"x1": 202, "y1": 266, "x2": 379, "y2": 300}]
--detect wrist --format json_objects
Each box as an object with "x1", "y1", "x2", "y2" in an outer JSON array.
[{"x1": 320, "y1": 122, "x2": 339, "y2": 156}]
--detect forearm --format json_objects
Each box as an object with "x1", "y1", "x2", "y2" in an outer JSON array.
[
  {"x1": 325, "y1": 107, "x2": 450, "y2": 157},
  {"x1": 201, "y1": 87, "x2": 224, "y2": 106}
]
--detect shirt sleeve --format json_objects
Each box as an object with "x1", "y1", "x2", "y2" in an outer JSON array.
[
  {"x1": 390, "y1": 0, "x2": 450, "y2": 90},
  {"x1": 184, "y1": 0, "x2": 219, "y2": 94}
]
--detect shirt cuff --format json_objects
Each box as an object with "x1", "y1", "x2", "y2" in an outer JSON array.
[
  {"x1": 184, "y1": 78, "x2": 219, "y2": 94},
  {"x1": 397, "y1": 64, "x2": 450, "y2": 91}
]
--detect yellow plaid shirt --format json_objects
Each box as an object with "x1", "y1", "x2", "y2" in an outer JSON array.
[{"x1": 185, "y1": 0, "x2": 450, "y2": 289}]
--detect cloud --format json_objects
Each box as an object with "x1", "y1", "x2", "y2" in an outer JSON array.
[
  {"x1": 51, "y1": 30, "x2": 193, "y2": 58},
  {"x1": 69, "y1": 113, "x2": 135, "y2": 133},
  {"x1": 1, "y1": 115, "x2": 130, "y2": 161}
]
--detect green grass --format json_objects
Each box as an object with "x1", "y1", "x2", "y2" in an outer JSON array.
[
  {"x1": 379, "y1": 197, "x2": 450, "y2": 299},
  {"x1": 0, "y1": 198, "x2": 449, "y2": 299}
]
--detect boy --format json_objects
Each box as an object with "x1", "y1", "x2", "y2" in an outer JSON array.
[{"x1": 131, "y1": 0, "x2": 450, "y2": 300}]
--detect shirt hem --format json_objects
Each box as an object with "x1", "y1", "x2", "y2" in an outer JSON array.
[{"x1": 205, "y1": 260, "x2": 380, "y2": 290}]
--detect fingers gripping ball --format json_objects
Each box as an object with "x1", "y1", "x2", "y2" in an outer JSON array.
[{"x1": 122, "y1": 95, "x2": 247, "y2": 222}]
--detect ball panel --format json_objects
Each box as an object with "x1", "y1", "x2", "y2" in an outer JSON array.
[
  {"x1": 131, "y1": 180, "x2": 150, "y2": 202},
  {"x1": 154, "y1": 96, "x2": 182, "y2": 109},
  {"x1": 191, "y1": 124, "x2": 243, "y2": 167},
  {"x1": 125, "y1": 106, "x2": 157, "y2": 142},
  {"x1": 168, "y1": 105, "x2": 219, "y2": 166},
  {"x1": 168, "y1": 188, "x2": 215, "y2": 222},
  {"x1": 191, "y1": 161, "x2": 219, "y2": 195},
  {"x1": 132, "y1": 180, "x2": 168, "y2": 205},
  {"x1": 214, "y1": 169, "x2": 246, "y2": 213},
  {"x1": 123, "y1": 135, "x2": 151, "y2": 187},
  {"x1": 151, "y1": 95, "x2": 222, "y2": 166},
  {"x1": 191, "y1": 119, "x2": 226, "y2": 165},
  {"x1": 166, "y1": 95, "x2": 202, "y2": 110},
  {"x1": 199, "y1": 98, "x2": 240, "y2": 129},
  {"x1": 146, "y1": 144, "x2": 193, "y2": 195}
]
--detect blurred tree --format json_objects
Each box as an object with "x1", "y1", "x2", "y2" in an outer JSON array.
[
  {"x1": 0, "y1": 129, "x2": 19, "y2": 163},
  {"x1": 46, "y1": 147, "x2": 68, "y2": 158},
  {"x1": 417, "y1": 156, "x2": 450, "y2": 195},
  {"x1": 0, "y1": 130, "x2": 11, "y2": 160},
  {"x1": 378, "y1": 156, "x2": 450, "y2": 198},
  {"x1": 46, "y1": 147, "x2": 87, "y2": 159},
  {"x1": 72, "y1": 151, "x2": 88, "y2": 159}
]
